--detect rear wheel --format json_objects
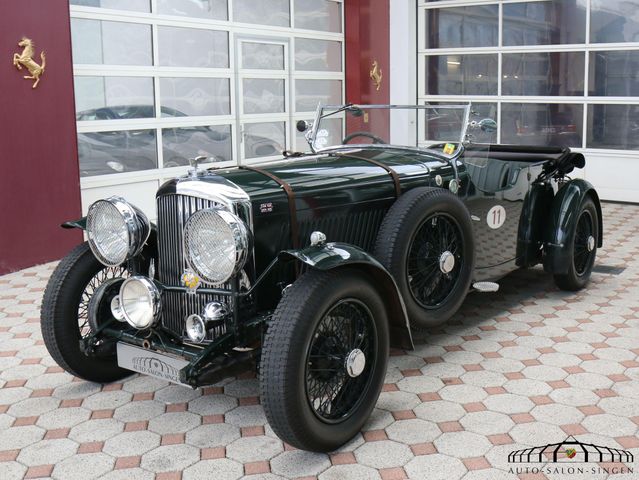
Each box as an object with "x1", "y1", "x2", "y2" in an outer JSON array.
[
  {"x1": 553, "y1": 197, "x2": 598, "y2": 291},
  {"x1": 260, "y1": 269, "x2": 389, "y2": 452},
  {"x1": 41, "y1": 242, "x2": 130, "y2": 383},
  {"x1": 374, "y1": 187, "x2": 475, "y2": 329}
]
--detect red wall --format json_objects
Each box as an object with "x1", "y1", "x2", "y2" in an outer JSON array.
[
  {"x1": 344, "y1": 0, "x2": 390, "y2": 137},
  {"x1": 0, "y1": 0, "x2": 82, "y2": 274}
]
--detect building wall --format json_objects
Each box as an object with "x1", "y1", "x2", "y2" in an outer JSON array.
[
  {"x1": 0, "y1": 0, "x2": 82, "y2": 274},
  {"x1": 393, "y1": 0, "x2": 639, "y2": 203}
]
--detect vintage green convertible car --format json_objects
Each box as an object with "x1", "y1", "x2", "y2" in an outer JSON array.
[{"x1": 41, "y1": 104, "x2": 602, "y2": 452}]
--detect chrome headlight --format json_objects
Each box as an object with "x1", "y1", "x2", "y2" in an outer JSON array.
[
  {"x1": 86, "y1": 196, "x2": 150, "y2": 267},
  {"x1": 184, "y1": 208, "x2": 250, "y2": 284},
  {"x1": 119, "y1": 276, "x2": 160, "y2": 329}
]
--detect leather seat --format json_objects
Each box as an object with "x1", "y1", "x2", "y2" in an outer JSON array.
[{"x1": 464, "y1": 157, "x2": 515, "y2": 193}]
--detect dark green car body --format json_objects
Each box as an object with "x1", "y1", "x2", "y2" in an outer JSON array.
[{"x1": 70, "y1": 142, "x2": 601, "y2": 387}]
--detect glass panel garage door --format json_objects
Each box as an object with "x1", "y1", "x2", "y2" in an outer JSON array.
[
  {"x1": 237, "y1": 38, "x2": 289, "y2": 161},
  {"x1": 415, "y1": 0, "x2": 639, "y2": 202},
  {"x1": 70, "y1": 0, "x2": 344, "y2": 218}
]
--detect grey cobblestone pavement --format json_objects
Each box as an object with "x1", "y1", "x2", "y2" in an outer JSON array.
[{"x1": 1, "y1": 202, "x2": 638, "y2": 479}]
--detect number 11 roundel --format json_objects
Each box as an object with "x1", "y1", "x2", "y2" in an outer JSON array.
[{"x1": 487, "y1": 205, "x2": 506, "y2": 229}]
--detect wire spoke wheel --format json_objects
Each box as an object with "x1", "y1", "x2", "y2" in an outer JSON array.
[
  {"x1": 553, "y1": 197, "x2": 599, "y2": 292},
  {"x1": 41, "y1": 242, "x2": 131, "y2": 383},
  {"x1": 573, "y1": 210, "x2": 594, "y2": 276},
  {"x1": 406, "y1": 213, "x2": 463, "y2": 308},
  {"x1": 305, "y1": 299, "x2": 377, "y2": 423},
  {"x1": 77, "y1": 266, "x2": 128, "y2": 338}
]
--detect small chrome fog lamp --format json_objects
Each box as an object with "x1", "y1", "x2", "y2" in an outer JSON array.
[
  {"x1": 202, "y1": 302, "x2": 228, "y2": 323},
  {"x1": 118, "y1": 276, "x2": 160, "y2": 329},
  {"x1": 185, "y1": 314, "x2": 206, "y2": 343}
]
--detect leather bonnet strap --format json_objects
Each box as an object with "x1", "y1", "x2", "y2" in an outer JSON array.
[
  {"x1": 239, "y1": 165, "x2": 300, "y2": 250},
  {"x1": 342, "y1": 153, "x2": 402, "y2": 197}
]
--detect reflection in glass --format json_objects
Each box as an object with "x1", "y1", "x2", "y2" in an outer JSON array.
[
  {"x1": 425, "y1": 5, "x2": 498, "y2": 49},
  {"x1": 71, "y1": 19, "x2": 152, "y2": 65},
  {"x1": 78, "y1": 129, "x2": 157, "y2": 177},
  {"x1": 587, "y1": 105, "x2": 639, "y2": 150},
  {"x1": 503, "y1": 1, "x2": 586, "y2": 46},
  {"x1": 467, "y1": 103, "x2": 498, "y2": 144},
  {"x1": 157, "y1": 27, "x2": 228, "y2": 68},
  {"x1": 294, "y1": 0, "x2": 342, "y2": 33},
  {"x1": 425, "y1": 55, "x2": 497, "y2": 95},
  {"x1": 243, "y1": 79, "x2": 285, "y2": 114},
  {"x1": 501, "y1": 103, "x2": 583, "y2": 147},
  {"x1": 242, "y1": 43, "x2": 285, "y2": 70},
  {"x1": 244, "y1": 122, "x2": 285, "y2": 159},
  {"x1": 234, "y1": 0, "x2": 289, "y2": 27},
  {"x1": 74, "y1": 77, "x2": 155, "y2": 118},
  {"x1": 156, "y1": 0, "x2": 227, "y2": 20},
  {"x1": 295, "y1": 80, "x2": 342, "y2": 112},
  {"x1": 422, "y1": 104, "x2": 467, "y2": 142},
  {"x1": 295, "y1": 38, "x2": 342, "y2": 71},
  {"x1": 162, "y1": 125, "x2": 232, "y2": 167},
  {"x1": 295, "y1": 118, "x2": 342, "y2": 151},
  {"x1": 591, "y1": 0, "x2": 639, "y2": 43},
  {"x1": 160, "y1": 78, "x2": 230, "y2": 117},
  {"x1": 502, "y1": 52, "x2": 585, "y2": 96},
  {"x1": 589, "y1": 51, "x2": 639, "y2": 96},
  {"x1": 70, "y1": 0, "x2": 149, "y2": 12}
]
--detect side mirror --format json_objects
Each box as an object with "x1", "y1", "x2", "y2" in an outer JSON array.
[
  {"x1": 479, "y1": 118, "x2": 497, "y2": 133},
  {"x1": 296, "y1": 120, "x2": 311, "y2": 133},
  {"x1": 348, "y1": 105, "x2": 364, "y2": 117}
]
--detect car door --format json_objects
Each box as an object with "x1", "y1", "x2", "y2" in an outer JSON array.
[{"x1": 461, "y1": 152, "x2": 533, "y2": 275}]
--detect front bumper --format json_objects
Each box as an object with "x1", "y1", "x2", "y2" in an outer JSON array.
[{"x1": 84, "y1": 314, "x2": 265, "y2": 387}]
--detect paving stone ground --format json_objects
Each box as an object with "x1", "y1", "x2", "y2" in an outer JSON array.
[{"x1": 1, "y1": 201, "x2": 639, "y2": 479}]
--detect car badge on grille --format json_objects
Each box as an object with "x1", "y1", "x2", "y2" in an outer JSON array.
[{"x1": 181, "y1": 269, "x2": 201, "y2": 294}]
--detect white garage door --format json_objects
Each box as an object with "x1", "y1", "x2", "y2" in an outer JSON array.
[
  {"x1": 70, "y1": 0, "x2": 344, "y2": 219},
  {"x1": 412, "y1": 0, "x2": 639, "y2": 203}
]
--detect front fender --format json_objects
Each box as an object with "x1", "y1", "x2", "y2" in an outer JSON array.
[
  {"x1": 279, "y1": 243, "x2": 414, "y2": 350},
  {"x1": 543, "y1": 179, "x2": 603, "y2": 274}
]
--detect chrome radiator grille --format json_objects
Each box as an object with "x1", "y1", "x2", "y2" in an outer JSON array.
[{"x1": 156, "y1": 194, "x2": 230, "y2": 341}]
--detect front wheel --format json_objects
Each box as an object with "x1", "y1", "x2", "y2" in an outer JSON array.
[
  {"x1": 553, "y1": 197, "x2": 599, "y2": 291},
  {"x1": 41, "y1": 242, "x2": 130, "y2": 383},
  {"x1": 260, "y1": 269, "x2": 389, "y2": 452}
]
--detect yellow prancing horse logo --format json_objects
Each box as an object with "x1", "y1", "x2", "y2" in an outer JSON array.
[
  {"x1": 370, "y1": 60, "x2": 382, "y2": 91},
  {"x1": 13, "y1": 37, "x2": 46, "y2": 89}
]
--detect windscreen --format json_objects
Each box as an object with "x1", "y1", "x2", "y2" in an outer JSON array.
[{"x1": 303, "y1": 104, "x2": 472, "y2": 156}]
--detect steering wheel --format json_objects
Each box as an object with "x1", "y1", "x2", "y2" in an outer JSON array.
[{"x1": 342, "y1": 131, "x2": 386, "y2": 145}]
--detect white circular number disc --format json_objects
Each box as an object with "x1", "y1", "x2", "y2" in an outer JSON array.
[{"x1": 486, "y1": 205, "x2": 506, "y2": 229}]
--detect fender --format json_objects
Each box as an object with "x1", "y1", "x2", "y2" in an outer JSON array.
[
  {"x1": 543, "y1": 179, "x2": 603, "y2": 274},
  {"x1": 516, "y1": 182, "x2": 554, "y2": 268},
  {"x1": 279, "y1": 242, "x2": 414, "y2": 350}
]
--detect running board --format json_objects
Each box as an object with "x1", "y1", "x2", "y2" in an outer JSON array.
[{"x1": 472, "y1": 281, "x2": 499, "y2": 292}]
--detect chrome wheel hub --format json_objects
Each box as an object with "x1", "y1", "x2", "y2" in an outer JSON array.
[
  {"x1": 439, "y1": 251, "x2": 455, "y2": 274},
  {"x1": 345, "y1": 348, "x2": 366, "y2": 378},
  {"x1": 587, "y1": 235, "x2": 595, "y2": 252}
]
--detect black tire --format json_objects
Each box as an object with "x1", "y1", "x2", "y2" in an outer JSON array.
[
  {"x1": 260, "y1": 269, "x2": 389, "y2": 452},
  {"x1": 374, "y1": 187, "x2": 475, "y2": 329},
  {"x1": 554, "y1": 197, "x2": 599, "y2": 291},
  {"x1": 41, "y1": 242, "x2": 130, "y2": 383}
]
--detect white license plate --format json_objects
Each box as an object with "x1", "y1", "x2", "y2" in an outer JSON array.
[{"x1": 117, "y1": 342, "x2": 190, "y2": 386}]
